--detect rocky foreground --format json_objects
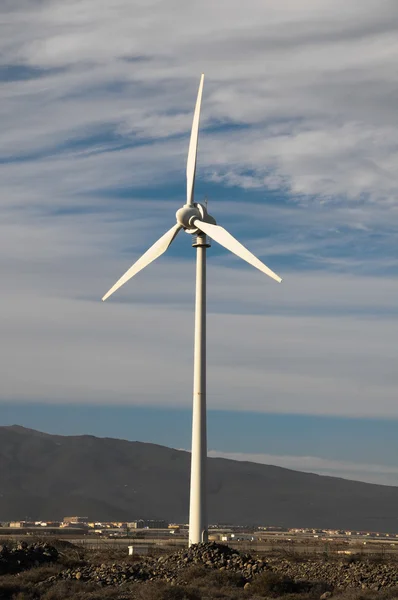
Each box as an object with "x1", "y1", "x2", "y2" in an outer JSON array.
[
  {"x1": 0, "y1": 542, "x2": 58, "y2": 575},
  {"x1": 56, "y1": 542, "x2": 398, "y2": 591},
  {"x1": 1, "y1": 541, "x2": 398, "y2": 594}
]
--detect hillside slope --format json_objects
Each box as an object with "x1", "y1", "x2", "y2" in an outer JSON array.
[{"x1": 1, "y1": 425, "x2": 398, "y2": 532}]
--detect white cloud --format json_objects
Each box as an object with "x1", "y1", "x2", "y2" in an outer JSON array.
[
  {"x1": 208, "y1": 451, "x2": 398, "y2": 487},
  {"x1": 0, "y1": 0, "x2": 398, "y2": 431},
  {"x1": 1, "y1": 0, "x2": 398, "y2": 203},
  {"x1": 1, "y1": 211, "x2": 397, "y2": 418}
]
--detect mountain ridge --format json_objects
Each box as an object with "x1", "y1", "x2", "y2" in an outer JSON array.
[{"x1": 1, "y1": 425, "x2": 398, "y2": 532}]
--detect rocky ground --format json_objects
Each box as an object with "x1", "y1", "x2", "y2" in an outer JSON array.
[
  {"x1": 55, "y1": 542, "x2": 398, "y2": 591},
  {"x1": 1, "y1": 541, "x2": 398, "y2": 598},
  {"x1": 265, "y1": 555, "x2": 398, "y2": 591},
  {"x1": 0, "y1": 541, "x2": 58, "y2": 575}
]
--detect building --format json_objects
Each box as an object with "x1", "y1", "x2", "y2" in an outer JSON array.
[
  {"x1": 63, "y1": 516, "x2": 89, "y2": 525},
  {"x1": 128, "y1": 519, "x2": 168, "y2": 529},
  {"x1": 10, "y1": 521, "x2": 35, "y2": 528}
]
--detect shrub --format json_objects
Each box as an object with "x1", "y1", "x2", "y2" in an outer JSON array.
[
  {"x1": 181, "y1": 566, "x2": 244, "y2": 590},
  {"x1": 13, "y1": 565, "x2": 62, "y2": 585},
  {"x1": 332, "y1": 587, "x2": 398, "y2": 600},
  {"x1": 180, "y1": 566, "x2": 209, "y2": 584},
  {"x1": 135, "y1": 582, "x2": 202, "y2": 600},
  {"x1": 0, "y1": 579, "x2": 25, "y2": 600},
  {"x1": 249, "y1": 571, "x2": 301, "y2": 596},
  {"x1": 40, "y1": 581, "x2": 122, "y2": 600}
]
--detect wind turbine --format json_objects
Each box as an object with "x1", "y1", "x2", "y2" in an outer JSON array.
[{"x1": 102, "y1": 74, "x2": 282, "y2": 546}]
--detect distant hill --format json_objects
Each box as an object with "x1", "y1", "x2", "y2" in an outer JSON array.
[{"x1": 1, "y1": 425, "x2": 398, "y2": 532}]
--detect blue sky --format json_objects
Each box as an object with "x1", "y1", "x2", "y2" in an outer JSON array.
[{"x1": 1, "y1": 0, "x2": 398, "y2": 486}]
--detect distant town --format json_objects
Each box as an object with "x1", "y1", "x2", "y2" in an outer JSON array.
[{"x1": 2, "y1": 517, "x2": 398, "y2": 553}]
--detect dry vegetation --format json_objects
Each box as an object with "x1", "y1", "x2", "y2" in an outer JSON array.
[{"x1": 0, "y1": 540, "x2": 397, "y2": 600}]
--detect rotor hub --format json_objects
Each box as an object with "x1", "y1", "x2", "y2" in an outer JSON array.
[
  {"x1": 176, "y1": 203, "x2": 216, "y2": 233},
  {"x1": 176, "y1": 204, "x2": 201, "y2": 229}
]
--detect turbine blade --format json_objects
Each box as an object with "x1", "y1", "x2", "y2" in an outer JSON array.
[
  {"x1": 193, "y1": 220, "x2": 282, "y2": 283},
  {"x1": 102, "y1": 224, "x2": 181, "y2": 301},
  {"x1": 186, "y1": 74, "x2": 204, "y2": 206}
]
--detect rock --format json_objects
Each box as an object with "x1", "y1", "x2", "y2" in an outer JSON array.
[
  {"x1": 0, "y1": 542, "x2": 59, "y2": 576},
  {"x1": 49, "y1": 541, "x2": 398, "y2": 592}
]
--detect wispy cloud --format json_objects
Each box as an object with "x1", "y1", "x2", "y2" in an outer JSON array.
[
  {"x1": 1, "y1": 250, "x2": 397, "y2": 418},
  {"x1": 1, "y1": 0, "x2": 398, "y2": 202},
  {"x1": 0, "y1": 1, "x2": 397, "y2": 429},
  {"x1": 208, "y1": 451, "x2": 398, "y2": 487}
]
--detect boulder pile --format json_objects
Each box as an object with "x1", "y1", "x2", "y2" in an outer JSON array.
[
  {"x1": 56, "y1": 542, "x2": 398, "y2": 590},
  {"x1": 0, "y1": 542, "x2": 58, "y2": 575},
  {"x1": 266, "y1": 555, "x2": 398, "y2": 591},
  {"x1": 58, "y1": 542, "x2": 247, "y2": 586}
]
